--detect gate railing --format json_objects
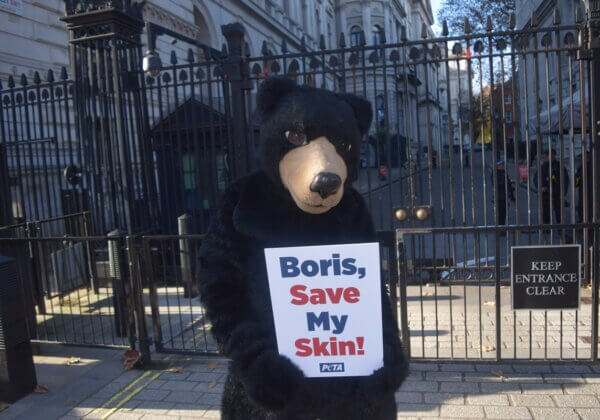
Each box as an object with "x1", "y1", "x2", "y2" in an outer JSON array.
[
  {"x1": 2, "y1": 2, "x2": 600, "y2": 365},
  {"x1": 396, "y1": 223, "x2": 600, "y2": 362}
]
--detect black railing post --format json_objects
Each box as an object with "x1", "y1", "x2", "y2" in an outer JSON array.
[
  {"x1": 126, "y1": 236, "x2": 151, "y2": 365},
  {"x1": 583, "y1": 0, "x2": 600, "y2": 361},
  {"x1": 61, "y1": 2, "x2": 149, "y2": 234},
  {"x1": 222, "y1": 23, "x2": 251, "y2": 180},
  {"x1": 0, "y1": 145, "x2": 12, "y2": 227},
  {"x1": 395, "y1": 231, "x2": 411, "y2": 359}
]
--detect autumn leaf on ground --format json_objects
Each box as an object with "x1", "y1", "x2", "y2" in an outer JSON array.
[
  {"x1": 64, "y1": 357, "x2": 80, "y2": 365},
  {"x1": 423, "y1": 292, "x2": 433, "y2": 297},
  {"x1": 483, "y1": 345, "x2": 495, "y2": 352},
  {"x1": 205, "y1": 361, "x2": 220, "y2": 370},
  {"x1": 491, "y1": 370, "x2": 507, "y2": 382},
  {"x1": 165, "y1": 367, "x2": 183, "y2": 374},
  {"x1": 483, "y1": 301, "x2": 495, "y2": 306},
  {"x1": 207, "y1": 381, "x2": 217, "y2": 389},
  {"x1": 34, "y1": 385, "x2": 49, "y2": 393},
  {"x1": 122, "y1": 349, "x2": 141, "y2": 370}
]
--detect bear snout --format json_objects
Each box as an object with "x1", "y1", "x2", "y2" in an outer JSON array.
[{"x1": 310, "y1": 172, "x2": 342, "y2": 199}]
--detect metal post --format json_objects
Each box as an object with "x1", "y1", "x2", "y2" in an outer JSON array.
[
  {"x1": 108, "y1": 229, "x2": 128, "y2": 338},
  {"x1": 584, "y1": 0, "x2": 600, "y2": 361},
  {"x1": 0, "y1": 145, "x2": 13, "y2": 227},
  {"x1": 126, "y1": 236, "x2": 151, "y2": 365},
  {"x1": 61, "y1": 4, "x2": 147, "y2": 233},
  {"x1": 396, "y1": 231, "x2": 411, "y2": 359},
  {"x1": 177, "y1": 214, "x2": 198, "y2": 298},
  {"x1": 178, "y1": 214, "x2": 197, "y2": 298},
  {"x1": 222, "y1": 23, "x2": 251, "y2": 180}
]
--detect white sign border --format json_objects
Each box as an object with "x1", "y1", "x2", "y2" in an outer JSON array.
[{"x1": 510, "y1": 244, "x2": 582, "y2": 312}]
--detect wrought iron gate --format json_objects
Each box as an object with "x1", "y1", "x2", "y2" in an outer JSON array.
[{"x1": 1, "y1": 2, "x2": 600, "y2": 363}]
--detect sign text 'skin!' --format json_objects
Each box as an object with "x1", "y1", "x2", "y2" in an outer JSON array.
[{"x1": 264, "y1": 243, "x2": 383, "y2": 377}]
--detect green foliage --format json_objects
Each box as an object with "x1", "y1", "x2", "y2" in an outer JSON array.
[{"x1": 437, "y1": 0, "x2": 516, "y2": 35}]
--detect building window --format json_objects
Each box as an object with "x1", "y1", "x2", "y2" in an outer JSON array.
[
  {"x1": 373, "y1": 25, "x2": 384, "y2": 46},
  {"x1": 376, "y1": 94, "x2": 385, "y2": 126},
  {"x1": 505, "y1": 111, "x2": 512, "y2": 124},
  {"x1": 182, "y1": 154, "x2": 197, "y2": 190},
  {"x1": 350, "y1": 25, "x2": 362, "y2": 47},
  {"x1": 504, "y1": 94, "x2": 512, "y2": 104}
]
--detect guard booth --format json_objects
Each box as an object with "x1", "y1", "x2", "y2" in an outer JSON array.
[{"x1": 150, "y1": 98, "x2": 231, "y2": 233}]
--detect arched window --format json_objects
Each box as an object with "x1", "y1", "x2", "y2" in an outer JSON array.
[
  {"x1": 350, "y1": 25, "x2": 362, "y2": 47},
  {"x1": 373, "y1": 25, "x2": 384, "y2": 46}
]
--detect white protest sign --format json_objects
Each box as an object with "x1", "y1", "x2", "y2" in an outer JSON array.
[{"x1": 264, "y1": 242, "x2": 383, "y2": 377}]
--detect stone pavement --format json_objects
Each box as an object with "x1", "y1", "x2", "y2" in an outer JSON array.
[{"x1": 4, "y1": 344, "x2": 600, "y2": 419}]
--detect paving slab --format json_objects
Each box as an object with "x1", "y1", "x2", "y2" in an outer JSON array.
[{"x1": 4, "y1": 343, "x2": 600, "y2": 419}]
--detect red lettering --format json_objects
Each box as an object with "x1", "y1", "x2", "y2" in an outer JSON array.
[
  {"x1": 309, "y1": 288, "x2": 327, "y2": 304},
  {"x1": 295, "y1": 338, "x2": 311, "y2": 356},
  {"x1": 290, "y1": 286, "x2": 362, "y2": 305},
  {"x1": 293, "y1": 337, "x2": 365, "y2": 357},
  {"x1": 290, "y1": 285, "x2": 308, "y2": 305},
  {"x1": 312, "y1": 337, "x2": 330, "y2": 356},
  {"x1": 344, "y1": 287, "x2": 360, "y2": 303},
  {"x1": 325, "y1": 287, "x2": 344, "y2": 303}
]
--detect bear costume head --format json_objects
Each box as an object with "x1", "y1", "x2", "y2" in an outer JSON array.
[{"x1": 256, "y1": 77, "x2": 373, "y2": 214}]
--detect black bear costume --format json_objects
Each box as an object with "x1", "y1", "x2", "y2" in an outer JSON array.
[{"x1": 197, "y1": 77, "x2": 408, "y2": 420}]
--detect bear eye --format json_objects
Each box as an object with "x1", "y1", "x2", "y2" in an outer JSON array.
[{"x1": 285, "y1": 130, "x2": 307, "y2": 146}]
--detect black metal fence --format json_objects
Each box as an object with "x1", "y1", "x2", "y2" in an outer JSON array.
[{"x1": 1, "y1": 3, "x2": 600, "y2": 363}]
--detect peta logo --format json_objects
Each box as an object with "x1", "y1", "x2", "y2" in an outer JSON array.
[{"x1": 319, "y1": 362, "x2": 345, "y2": 373}]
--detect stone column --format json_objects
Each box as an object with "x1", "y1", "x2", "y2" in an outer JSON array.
[{"x1": 361, "y1": 0, "x2": 372, "y2": 44}]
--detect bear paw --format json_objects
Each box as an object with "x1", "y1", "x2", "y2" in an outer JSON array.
[{"x1": 240, "y1": 351, "x2": 304, "y2": 411}]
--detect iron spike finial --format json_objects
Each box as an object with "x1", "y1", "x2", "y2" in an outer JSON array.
[
  {"x1": 486, "y1": 16, "x2": 493, "y2": 32},
  {"x1": 319, "y1": 34, "x2": 326, "y2": 50},
  {"x1": 46, "y1": 69, "x2": 54, "y2": 82},
  {"x1": 33, "y1": 71, "x2": 41, "y2": 84},
  {"x1": 531, "y1": 11, "x2": 538, "y2": 27},
  {"x1": 359, "y1": 30, "x2": 366, "y2": 46},
  {"x1": 401, "y1": 25, "x2": 408, "y2": 41},
  {"x1": 442, "y1": 21, "x2": 449, "y2": 37},
  {"x1": 244, "y1": 42, "x2": 251, "y2": 57},
  {"x1": 221, "y1": 43, "x2": 228, "y2": 58},
  {"x1": 301, "y1": 36, "x2": 306, "y2": 52},
  {"x1": 464, "y1": 18, "x2": 472, "y2": 34},
  {"x1": 187, "y1": 48, "x2": 195, "y2": 63},
  {"x1": 281, "y1": 37, "x2": 288, "y2": 54},
  {"x1": 203, "y1": 46, "x2": 212, "y2": 61},
  {"x1": 170, "y1": 50, "x2": 178, "y2": 65},
  {"x1": 20, "y1": 73, "x2": 27, "y2": 86},
  {"x1": 339, "y1": 32, "x2": 346, "y2": 48},
  {"x1": 509, "y1": 13, "x2": 516, "y2": 29},
  {"x1": 421, "y1": 23, "x2": 428, "y2": 39},
  {"x1": 380, "y1": 29, "x2": 386, "y2": 44},
  {"x1": 553, "y1": 8, "x2": 561, "y2": 25},
  {"x1": 261, "y1": 40, "x2": 269, "y2": 55},
  {"x1": 8, "y1": 75, "x2": 14, "y2": 88},
  {"x1": 575, "y1": 7, "x2": 583, "y2": 23},
  {"x1": 60, "y1": 67, "x2": 68, "y2": 80}
]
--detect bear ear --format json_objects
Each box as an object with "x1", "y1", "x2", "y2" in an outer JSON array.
[
  {"x1": 256, "y1": 77, "x2": 297, "y2": 118},
  {"x1": 336, "y1": 93, "x2": 373, "y2": 136}
]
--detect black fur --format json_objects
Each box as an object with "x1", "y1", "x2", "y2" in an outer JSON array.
[{"x1": 197, "y1": 78, "x2": 408, "y2": 420}]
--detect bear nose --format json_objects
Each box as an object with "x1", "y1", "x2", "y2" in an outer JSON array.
[{"x1": 310, "y1": 172, "x2": 342, "y2": 199}]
